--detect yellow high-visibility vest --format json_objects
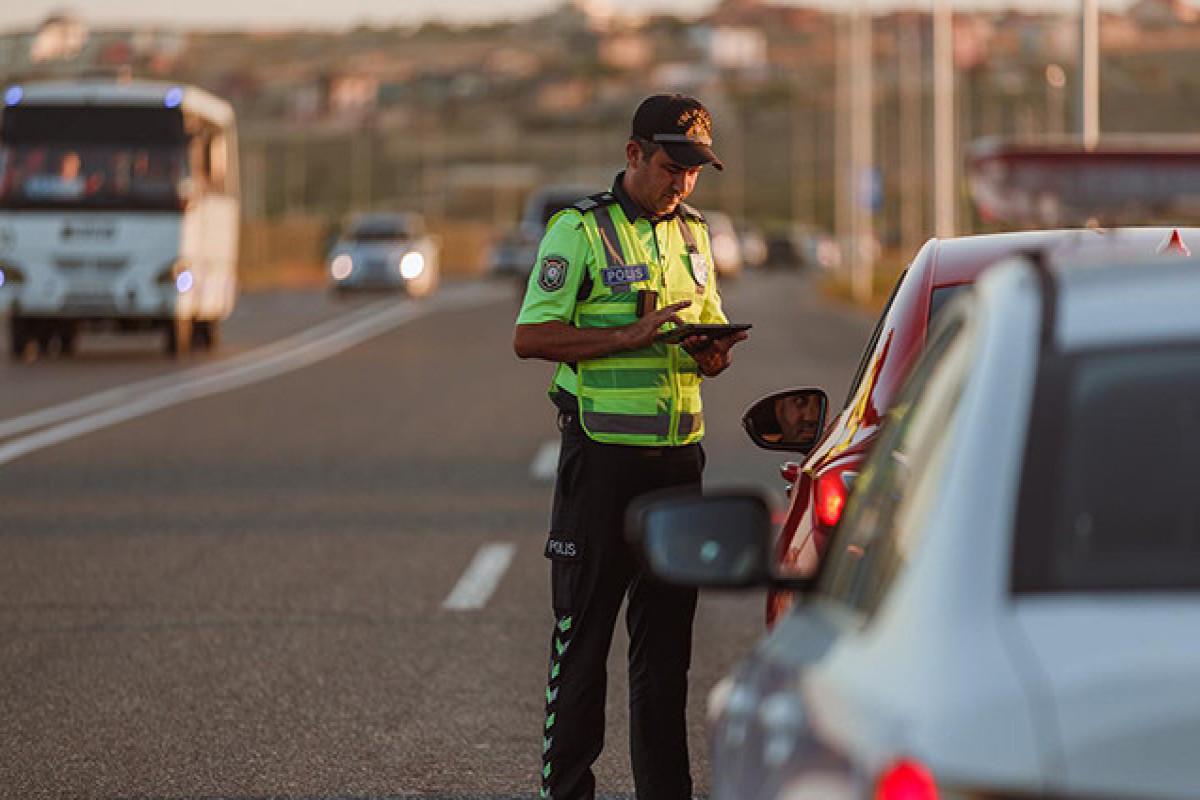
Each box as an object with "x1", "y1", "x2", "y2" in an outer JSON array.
[{"x1": 565, "y1": 194, "x2": 717, "y2": 446}]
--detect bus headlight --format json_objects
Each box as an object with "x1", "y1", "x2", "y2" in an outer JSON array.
[
  {"x1": 156, "y1": 262, "x2": 193, "y2": 293},
  {"x1": 0, "y1": 263, "x2": 27, "y2": 287},
  {"x1": 330, "y1": 254, "x2": 353, "y2": 281},
  {"x1": 399, "y1": 251, "x2": 425, "y2": 280}
]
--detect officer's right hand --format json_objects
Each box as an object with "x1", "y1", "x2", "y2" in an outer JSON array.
[{"x1": 622, "y1": 301, "x2": 690, "y2": 350}]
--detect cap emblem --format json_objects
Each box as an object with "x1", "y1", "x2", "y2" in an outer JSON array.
[{"x1": 679, "y1": 108, "x2": 712, "y2": 143}]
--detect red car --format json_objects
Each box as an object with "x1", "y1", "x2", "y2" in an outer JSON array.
[{"x1": 745, "y1": 227, "x2": 1195, "y2": 627}]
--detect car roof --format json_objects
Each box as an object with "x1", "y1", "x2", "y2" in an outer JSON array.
[
  {"x1": 927, "y1": 227, "x2": 1200, "y2": 288},
  {"x1": 1042, "y1": 256, "x2": 1200, "y2": 350}
]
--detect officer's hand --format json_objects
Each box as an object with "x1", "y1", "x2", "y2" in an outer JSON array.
[
  {"x1": 683, "y1": 329, "x2": 748, "y2": 376},
  {"x1": 622, "y1": 301, "x2": 690, "y2": 350}
]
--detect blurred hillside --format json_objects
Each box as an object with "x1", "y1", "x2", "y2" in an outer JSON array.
[{"x1": 6, "y1": 0, "x2": 1200, "y2": 280}]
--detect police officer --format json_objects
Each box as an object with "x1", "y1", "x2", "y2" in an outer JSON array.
[{"x1": 513, "y1": 94, "x2": 747, "y2": 800}]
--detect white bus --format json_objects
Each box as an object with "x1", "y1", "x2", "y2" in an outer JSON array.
[{"x1": 0, "y1": 80, "x2": 239, "y2": 358}]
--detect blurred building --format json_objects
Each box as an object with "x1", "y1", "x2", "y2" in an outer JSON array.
[
  {"x1": 31, "y1": 12, "x2": 88, "y2": 64},
  {"x1": 1129, "y1": 0, "x2": 1199, "y2": 27}
]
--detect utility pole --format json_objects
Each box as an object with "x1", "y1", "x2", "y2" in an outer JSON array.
[
  {"x1": 792, "y1": 94, "x2": 815, "y2": 225},
  {"x1": 286, "y1": 131, "x2": 307, "y2": 215},
  {"x1": 1079, "y1": 0, "x2": 1099, "y2": 150},
  {"x1": 835, "y1": 12, "x2": 852, "y2": 285},
  {"x1": 933, "y1": 0, "x2": 956, "y2": 238},
  {"x1": 849, "y1": 2, "x2": 874, "y2": 304},
  {"x1": 898, "y1": 13, "x2": 924, "y2": 256}
]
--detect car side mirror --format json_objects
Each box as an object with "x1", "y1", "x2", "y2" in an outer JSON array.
[
  {"x1": 742, "y1": 388, "x2": 828, "y2": 454},
  {"x1": 626, "y1": 490, "x2": 814, "y2": 592}
]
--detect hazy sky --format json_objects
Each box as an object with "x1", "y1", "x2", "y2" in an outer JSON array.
[{"x1": 4, "y1": 0, "x2": 1134, "y2": 32}]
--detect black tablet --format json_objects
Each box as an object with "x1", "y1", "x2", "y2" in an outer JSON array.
[{"x1": 656, "y1": 323, "x2": 752, "y2": 345}]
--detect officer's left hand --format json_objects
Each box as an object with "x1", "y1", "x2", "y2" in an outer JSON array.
[{"x1": 683, "y1": 330, "x2": 748, "y2": 377}]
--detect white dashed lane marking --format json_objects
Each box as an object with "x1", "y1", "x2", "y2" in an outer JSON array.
[
  {"x1": 442, "y1": 543, "x2": 517, "y2": 611},
  {"x1": 530, "y1": 439, "x2": 560, "y2": 483}
]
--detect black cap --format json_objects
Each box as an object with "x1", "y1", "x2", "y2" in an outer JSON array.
[{"x1": 631, "y1": 94, "x2": 724, "y2": 171}]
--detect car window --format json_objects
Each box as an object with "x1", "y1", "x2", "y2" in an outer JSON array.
[
  {"x1": 929, "y1": 284, "x2": 970, "y2": 325},
  {"x1": 1013, "y1": 344, "x2": 1200, "y2": 592},
  {"x1": 842, "y1": 270, "x2": 906, "y2": 409},
  {"x1": 817, "y1": 308, "x2": 974, "y2": 617}
]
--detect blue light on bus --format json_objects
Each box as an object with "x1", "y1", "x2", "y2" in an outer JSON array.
[
  {"x1": 0, "y1": 269, "x2": 6, "y2": 288},
  {"x1": 4, "y1": 86, "x2": 22, "y2": 106},
  {"x1": 164, "y1": 87, "x2": 184, "y2": 109}
]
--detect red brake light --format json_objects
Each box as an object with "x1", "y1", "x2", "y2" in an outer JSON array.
[
  {"x1": 875, "y1": 759, "x2": 938, "y2": 800},
  {"x1": 814, "y1": 471, "x2": 847, "y2": 530}
]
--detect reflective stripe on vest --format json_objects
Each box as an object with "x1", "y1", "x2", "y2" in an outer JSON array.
[
  {"x1": 581, "y1": 410, "x2": 703, "y2": 438},
  {"x1": 573, "y1": 202, "x2": 709, "y2": 447}
]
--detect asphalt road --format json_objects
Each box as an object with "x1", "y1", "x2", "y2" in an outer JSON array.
[{"x1": 0, "y1": 270, "x2": 871, "y2": 800}]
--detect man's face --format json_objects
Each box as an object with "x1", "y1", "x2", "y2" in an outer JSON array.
[{"x1": 625, "y1": 141, "x2": 702, "y2": 218}]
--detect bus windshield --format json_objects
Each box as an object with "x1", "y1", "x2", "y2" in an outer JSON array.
[
  {"x1": 0, "y1": 143, "x2": 190, "y2": 211},
  {"x1": 0, "y1": 105, "x2": 191, "y2": 212}
]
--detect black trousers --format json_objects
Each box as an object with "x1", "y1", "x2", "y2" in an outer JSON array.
[{"x1": 540, "y1": 410, "x2": 703, "y2": 800}]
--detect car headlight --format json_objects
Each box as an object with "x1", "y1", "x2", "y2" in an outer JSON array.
[
  {"x1": 330, "y1": 254, "x2": 353, "y2": 281},
  {"x1": 399, "y1": 251, "x2": 425, "y2": 280}
]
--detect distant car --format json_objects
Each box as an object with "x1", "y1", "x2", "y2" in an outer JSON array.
[
  {"x1": 753, "y1": 227, "x2": 1198, "y2": 627},
  {"x1": 488, "y1": 185, "x2": 595, "y2": 284},
  {"x1": 702, "y1": 210, "x2": 743, "y2": 278},
  {"x1": 631, "y1": 249, "x2": 1200, "y2": 800},
  {"x1": 764, "y1": 224, "x2": 839, "y2": 270},
  {"x1": 736, "y1": 222, "x2": 768, "y2": 269},
  {"x1": 327, "y1": 212, "x2": 440, "y2": 297}
]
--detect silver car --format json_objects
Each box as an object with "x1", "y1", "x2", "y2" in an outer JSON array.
[
  {"x1": 631, "y1": 247, "x2": 1200, "y2": 799},
  {"x1": 327, "y1": 212, "x2": 440, "y2": 297}
]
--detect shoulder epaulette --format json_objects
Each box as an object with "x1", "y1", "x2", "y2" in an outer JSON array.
[
  {"x1": 679, "y1": 203, "x2": 706, "y2": 223},
  {"x1": 572, "y1": 191, "x2": 615, "y2": 214}
]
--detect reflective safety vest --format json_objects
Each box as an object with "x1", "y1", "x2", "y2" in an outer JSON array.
[{"x1": 566, "y1": 193, "x2": 716, "y2": 447}]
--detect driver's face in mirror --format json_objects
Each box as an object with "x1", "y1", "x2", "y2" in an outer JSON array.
[{"x1": 761, "y1": 393, "x2": 821, "y2": 445}]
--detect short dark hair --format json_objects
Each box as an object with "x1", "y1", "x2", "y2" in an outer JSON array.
[{"x1": 630, "y1": 135, "x2": 661, "y2": 163}]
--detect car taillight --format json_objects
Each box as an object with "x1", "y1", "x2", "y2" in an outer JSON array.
[
  {"x1": 814, "y1": 471, "x2": 848, "y2": 530},
  {"x1": 875, "y1": 759, "x2": 937, "y2": 800}
]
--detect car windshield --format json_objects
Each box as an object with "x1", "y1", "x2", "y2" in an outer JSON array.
[
  {"x1": 347, "y1": 217, "x2": 416, "y2": 242},
  {"x1": 1014, "y1": 344, "x2": 1200, "y2": 592}
]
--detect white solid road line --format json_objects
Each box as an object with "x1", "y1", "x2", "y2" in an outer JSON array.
[
  {"x1": 442, "y1": 543, "x2": 517, "y2": 611},
  {"x1": 0, "y1": 283, "x2": 507, "y2": 467},
  {"x1": 0, "y1": 296, "x2": 398, "y2": 441}
]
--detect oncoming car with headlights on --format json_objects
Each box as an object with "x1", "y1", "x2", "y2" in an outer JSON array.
[
  {"x1": 327, "y1": 212, "x2": 439, "y2": 297},
  {"x1": 629, "y1": 250, "x2": 1200, "y2": 800}
]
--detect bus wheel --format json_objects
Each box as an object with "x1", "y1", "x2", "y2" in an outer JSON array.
[
  {"x1": 59, "y1": 325, "x2": 78, "y2": 356},
  {"x1": 165, "y1": 317, "x2": 193, "y2": 357},
  {"x1": 193, "y1": 320, "x2": 220, "y2": 351},
  {"x1": 9, "y1": 316, "x2": 32, "y2": 361}
]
